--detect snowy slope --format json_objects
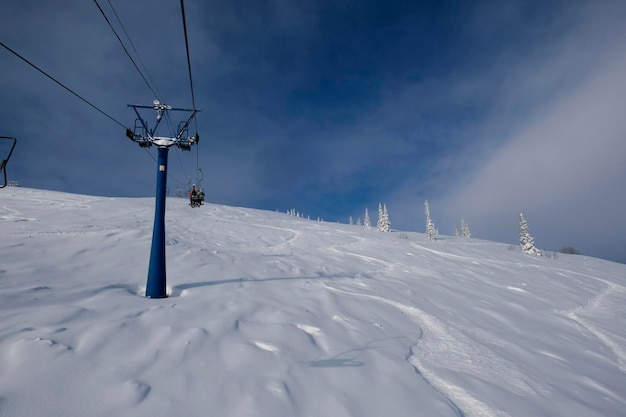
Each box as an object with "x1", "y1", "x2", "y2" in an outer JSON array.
[{"x1": 1, "y1": 188, "x2": 625, "y2": 417}]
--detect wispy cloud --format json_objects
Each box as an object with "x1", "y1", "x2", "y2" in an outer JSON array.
[{"x1": 428, "y1": 1, "x2": 626, "y2": 260}]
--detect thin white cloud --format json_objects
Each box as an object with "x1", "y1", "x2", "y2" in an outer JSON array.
[
  {"x1": 449, "y1": 52, "x2": 626, "y2": 213},
  {"x1": 432, "y1": 1, "x2": 626, "y2": 260}
]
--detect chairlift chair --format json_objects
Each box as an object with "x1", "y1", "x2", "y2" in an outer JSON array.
[
  {"x1": 189, "y1": 186, "x2": 204, "y2": 208},
  {"x1": 0, "y1": 136, "x2": 17, "y2": 189},
  {"x1": 188, "y1": 168, "x2": 205, "y2": 207}
]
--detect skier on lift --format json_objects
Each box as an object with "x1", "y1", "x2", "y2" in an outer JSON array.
[{"x1": 189, "y1": 186, "x2": 197, "y2": 207}]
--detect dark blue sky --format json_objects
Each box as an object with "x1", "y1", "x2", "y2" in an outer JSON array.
[{"x1": 2, "y1": 0, "x2": 626, "y2": 263}]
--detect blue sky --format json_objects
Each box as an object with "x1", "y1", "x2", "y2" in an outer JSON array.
[{"x1": 1, "y1": 0, "x2": 626, "y2": 263}]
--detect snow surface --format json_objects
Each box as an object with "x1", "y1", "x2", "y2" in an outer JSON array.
[{"x1": 1, "y1": 187, "x2": 625, "y2": 417}]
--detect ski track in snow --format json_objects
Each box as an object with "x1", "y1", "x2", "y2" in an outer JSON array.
[
  {"x1": 328, "y1": 246, "x2": 390, "y2": 269},
  {"x1": 173, "y1": 209, "x2": 303, "y2": 256},
  {"x1": 556, "y1": 274, "x2": 626, "y2": 373},
  {"x1": 0, "y1": 206, "x2": 37, "y2": 222},
  {"x1": 322, "y1": 283, "x2": 538, "y2": 417},
  {"x1": 410, "y1": 241, "x2": 547, "y2": 270}
]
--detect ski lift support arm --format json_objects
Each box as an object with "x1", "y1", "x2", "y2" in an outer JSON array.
[
  {"x1": 0, "y1": 136, "x2": 17, "y2": 189},
  {"x1": 126, "y1": 102, "x2": 200, "y2": 149},
  {"x1": 175, "y1": 109, "x2": 199, "y2": 140}
]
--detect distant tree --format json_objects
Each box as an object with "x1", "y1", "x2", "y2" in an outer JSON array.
[
  {"x1": 559, "y1": 246, "x2": 581, "y2": 255},
  {"x1": 461, "y1": 218, "x2": 471, "y2": 238},
  {"x1": 364, "y1": 208, "x2": 371, "y2": 230},
  {"x1": 349, "y1": 216, "x2": 353, "y2": 225},
  {"x1": 377, "y1": 203, "x2": 391, "y2": 232},
  {"x1": 424, "y1": 200, "x2": 436, "y2": 240},
  {"x1": 454, "y1": 225, "x2": 460, "y2": 237},
  {"x1": 382, "y1": 204, "x2": 391, "y2": 232},
  {"x1": 288, "y1": 208, "x2": 301, "y2": 217},
  {"x1": 519, "y1": 213, "x2": 540, "y2": 255}
]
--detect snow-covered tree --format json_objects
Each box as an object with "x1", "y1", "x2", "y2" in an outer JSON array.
[
  {"x1": 349, "y1": 216, "x2": 353, "y2": 225},
  {"x1": 454, "y1": 225, "x2": 460, "y2": 237},
  {"x1": 519, "y1": 213, "x2": 539, "y2": 255},
  {"x1": 382, "y1": 204, "x2": 391, "y2": 232},
  {"x1": 377, "y1": 203, "x2": 391, "y2": 232},
  {"x1": 424, "y1": 200, "x2": 436, "y2": 240},
  {"x1": 364, "y1": 208, "x2": 371, "y2": 230},
  {"x1": 288, "y1": 208, "x2": 303, "y2": 217},
  {"x1": 461, "y1": 218, "x2": 471, "y2": 238}
]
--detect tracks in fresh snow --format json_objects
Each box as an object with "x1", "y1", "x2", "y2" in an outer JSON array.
[
  {"x1": 322, "y1": 284, "x2": 536, "y2": 417},
  {"x1": 0, "y1": 206, "x2": 37, "y2": 223},
  {"x1": 557, "y1": 273, "x2": 626, "y2": 373},
  {"x1": 170, "y1": 206, "x2": 303, "y2": 256}
]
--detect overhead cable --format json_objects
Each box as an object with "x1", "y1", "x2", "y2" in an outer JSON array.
[
  {"x1": 0, "y1": 40, "x2": 127, "y2": 129},
  {"x1": 180, "y1": 0, "x2": 197, "y2": 111},
  {"x1": 179, "y1": 0, "x2": 200, "y2": 174},
  {"x1": 93, "y1": 0, "x2": 160, "y2": 100},
  {"x1": 105, "y1": 0, "x2": 160, "y2": 100}
]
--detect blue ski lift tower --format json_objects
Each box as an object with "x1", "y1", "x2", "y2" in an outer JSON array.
[{"x1": 126, "y1": 100, "x2": 199, "y2": 298}]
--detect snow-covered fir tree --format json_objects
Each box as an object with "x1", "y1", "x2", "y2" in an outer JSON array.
[
  {"x1": 364, "y1": 208, "x2": 371, "y2": 230},
  {"x1": 288, "y1": 208, "x2": 303, "y2": 218},
  {"x1": 519, "y1": 213, "x2": 540, "y2": 255},
  {"x1": 424, "y1": 200, "x2": 436, "y2": 240},
  {"x1": 376, "y1": 203, "x2": 391, "y2": 232},
  {"x1": 461, "y1": 218, "x2": 471, "y2": 238},
  {"x1": 454, "y1": 225, "x2": 460, "y2": 237},
  {"x1": 349, "y1": 216, "x2": 353, "y2": 225},
  {"x1": 381, "y1": 204, "x2": 391, "y2": 232}
]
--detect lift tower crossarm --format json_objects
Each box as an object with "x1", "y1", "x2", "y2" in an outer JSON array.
[
  {"x1": 129, "y1": 104, "x2": 195, "y2": 112},
  {"x1": 126, "y1": 101, "x2": 200, "y2": 149}
]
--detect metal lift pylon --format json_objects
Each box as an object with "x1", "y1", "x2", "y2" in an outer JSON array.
[{"x1": 126, "y1": 100, "x2": 200, "y2": 298}]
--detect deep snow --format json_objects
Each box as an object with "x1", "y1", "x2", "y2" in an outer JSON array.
[{"x1": 1, "y1": 187, "x2": 625, "y2": 417}]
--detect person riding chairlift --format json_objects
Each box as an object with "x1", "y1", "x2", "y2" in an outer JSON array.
[{"x1": 189, "y1": 186, "x2": 197, "y2": 205}]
